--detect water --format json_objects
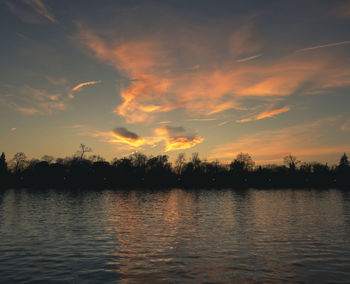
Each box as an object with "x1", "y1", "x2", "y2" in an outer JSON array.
[{"x1": 1, "y1": 188, "x2": 350, "y2": 283}]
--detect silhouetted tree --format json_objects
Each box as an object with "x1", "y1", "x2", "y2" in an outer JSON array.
[
  {"x1": 283, "y1": 154, "x2": 300, "y2": 171},
  {"x1": 41, "y1": 155, "x2": 54, "y2": 163},
  {"x1": 336, "y1": 153, "x2": 350, "y2": 187},
  {"x1": 0, "y1": 152, "x2": 7, "y2": 173},
  {"x1": 12, "y1": 152, "x2": 27, "y2": 173},
  {"x1": 191, "y1": 152, "x2": 201, "y2": 169},
  {"x1": 130, "y1": 152, "x2": 147, "y2": 168},
  {"x1": 175, "y1": 153, "x2": 186, "y2": 174},
  {"x1": 78, "y1": 144, "x2": 92, "y2": 160},
  {"x1": 89, "y1": 155, "x2": 105, "y2": 162},
  {"x1": 1, "y1": 150, "x2": 350, "y2": 189},
  {"x1": 55, "y1": 157, "x2": 66, "y2": 165},
  {"x1": 0, "y1": 152, "x2": 9, "y2": 188},
  {"x1": 339, "y1": 153, "x2": 349, "y2": 168},
  {"x1": 230, "y1": 152, "x2": 255, "y2": 171},
  {"x1": 26, "y1": 159, "x2": 41, "y2": 170}
]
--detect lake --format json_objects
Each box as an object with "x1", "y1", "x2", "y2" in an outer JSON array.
[{"x1": 1, "y1": 188, "x2": 350, "y2": 283}]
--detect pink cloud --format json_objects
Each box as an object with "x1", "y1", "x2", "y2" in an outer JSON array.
[{"x1": 76, "y1": 22, "x2": 350, "y2": 124}]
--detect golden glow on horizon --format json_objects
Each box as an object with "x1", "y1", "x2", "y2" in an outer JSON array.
[{"x1": 209, "y1": 117, "x2": 350, "y2": 163}]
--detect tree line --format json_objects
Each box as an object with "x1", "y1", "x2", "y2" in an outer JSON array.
[{"x1": 0, "y1": 144, "x2": 349, "y2": 189}]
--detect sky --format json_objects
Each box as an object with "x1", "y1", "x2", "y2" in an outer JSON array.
[{"x1": 1, "y1": 0, "x2": 350, "y2": 165}]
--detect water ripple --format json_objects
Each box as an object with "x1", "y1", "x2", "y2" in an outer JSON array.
[{"x1": 0, "y1": 188, "x2": 350, "y2": 282}]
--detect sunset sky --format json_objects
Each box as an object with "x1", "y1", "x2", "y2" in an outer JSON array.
[{"x1": 1, "y1": 0, "x2": 350, "y2": 164}]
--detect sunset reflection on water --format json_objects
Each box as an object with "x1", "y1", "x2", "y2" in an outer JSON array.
[{"x1": 0, "y1": 188, "x2": 350, "y2": 283}]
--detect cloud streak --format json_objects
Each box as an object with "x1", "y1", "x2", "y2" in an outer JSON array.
[
  {"x1": 71, "y1": 80, "x2": 101, "y2": 92},
  {"x1": 296, "y1": 41, "x2": 350, "y2": 53},
  {"x1": 69, "y1": 80, "x2": 101, "y2": 99},
  {"x1": 23, "y1": 0, "x2": 58, "y2": 23},
  {"x1": 236, "y1": 106, "x2": 290, "y2": 123},
  {"x1": 185, "y1": 118, "x2": 217, "y2": 122},
  {"x1": 236, "y1": 53, "x2": 262, "y2": 63},
  {"x1": 15, "y1": 106, "x2": 39, "y2": 115}
]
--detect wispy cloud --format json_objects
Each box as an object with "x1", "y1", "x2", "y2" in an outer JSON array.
[
  {"x1": 236, "y1": 53, "x2": 262, "y2": 63},
  {"x1": 185, "y1": 118, "x2": 217, "y2": 122},
  {"x1": 23, "y1": 0, "x2": 58, "y2": 23},
  {"x1": 236, "y1": 106, "x2": 290, "y2": 123},
  {"x1": 209, "y1": 117, "x2": 349, "y2": 163},
  {"x1": 71, "y1": 80, "x2": 101, "y2": 92},
  {"x1": 69, "y1": 80, "x2": 101, "y2": 99},
  {"x1": 3, "y1": 86, "x2": 67, "y2": 115},
  {"x1": 296, "y1": 41, "x2": 350, "y2": 53},
  {"x1": 188, "y1": 64, "x2": 201, "y2": 70},
  {"x1": 76, "y1": 16, "x2": 350, "y2": 124},
  {"x1": 228, "y1": 22, "x2": 261, "y2": 56},
  {"x1": 15, "y1": 106, "x2": 39, "y2": 115},
  {"x1": 3, "y1": 0, "x2": 37, "y2": 23},
  {"x1": 3, "y1": 78, "x2": 102, "y2": 115},
  {"x1": 66, "y1": 124, "x2": 86, "y2": 129},
  {"x1": 4, "y1": 0, "x2": 57, "y2": 23},
  {"x1": 217, "y1": 120, "x2": 233, "y2": 127}
]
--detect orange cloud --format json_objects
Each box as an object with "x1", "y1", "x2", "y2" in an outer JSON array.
[
  {"x1": 115, "y1": 74, "x2": 174, "y2": 123},
  {"x1": 154, "y1": 126, "x2": 204, "y2": 152},
  {"x1": 209, "y1": 117, "x2": 350, "y2": 163},
  {"x1": 93, "y1": 125, "x2": 203, "y2": 152},
  {"x1": 76, "y1": 24, "x2": 350, "y2": 123},
  {"x1": 237, "y1": 106, "x2": 290, "y2": 123},
  {"x1": 94, "y1": 127, "x2": 149, "y2": 148}
]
